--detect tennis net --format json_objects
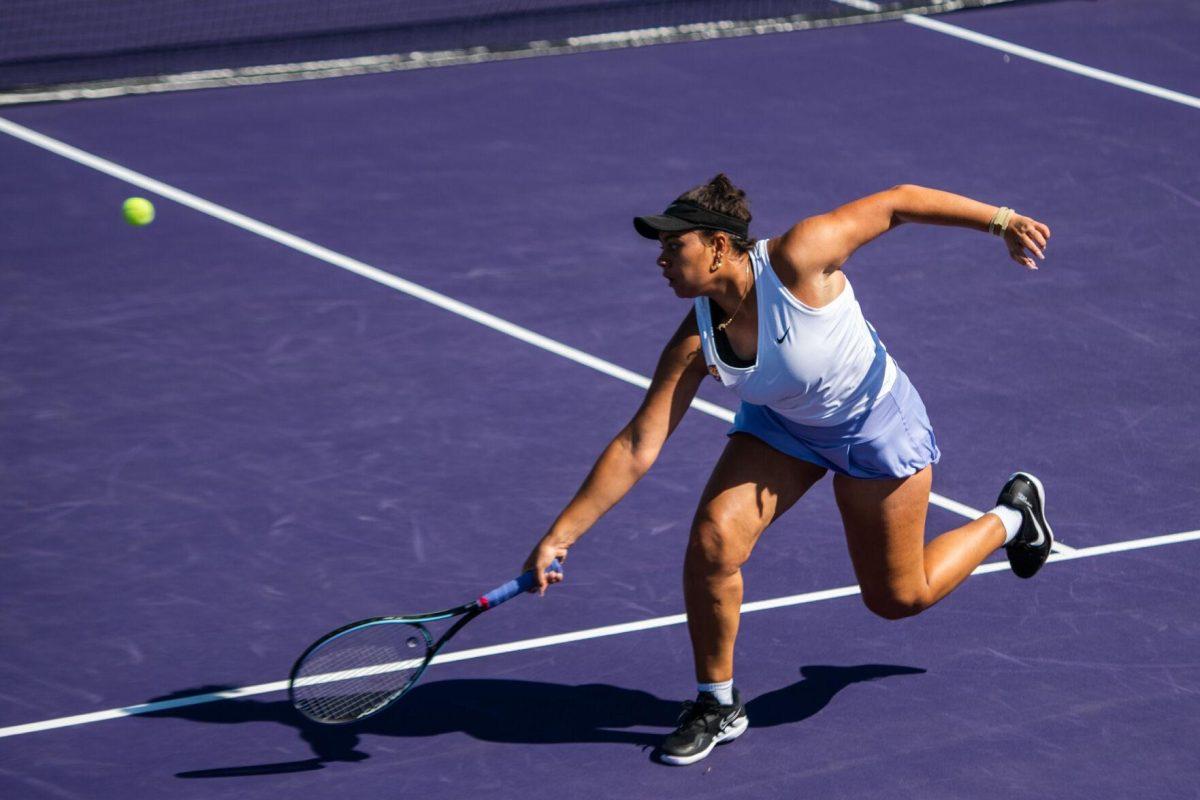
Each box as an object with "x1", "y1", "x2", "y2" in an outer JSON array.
[{"x1": 1, "y1": 1, "x2": 1041, "y2": 104}]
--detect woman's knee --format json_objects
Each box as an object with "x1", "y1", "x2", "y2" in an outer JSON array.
[
  {"x1": 685, "y1": 513, "x2": 751, "y2": 580},
  {"x1": 861, "y1": 585, "x2": 932, "y2": 620}
]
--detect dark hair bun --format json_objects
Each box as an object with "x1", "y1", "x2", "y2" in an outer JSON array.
[
  {"x1": 672, "y1": 173, "x2": 755, "y2": 253},
  {"x1": 708, "y1": 173, "x2": 746, "y2": 204},
  {"x1": 677, "y1": 173, "x2": 752, "y2": 225}
]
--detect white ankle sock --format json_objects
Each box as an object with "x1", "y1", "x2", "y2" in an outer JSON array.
[
  {"x1": 697, "y1": 679, "x2": 734, "y2": 705},
  {"x1": 989, "y1": 504, "x2": 1023, "y2": 545}
]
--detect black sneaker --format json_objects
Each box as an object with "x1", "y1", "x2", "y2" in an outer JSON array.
[
  {"x1": 997, "y1": 472, "x2": 1054, "y2": 579},
  {"x1": 659, "y1": 688, "x2": 748, "y2": 766}
]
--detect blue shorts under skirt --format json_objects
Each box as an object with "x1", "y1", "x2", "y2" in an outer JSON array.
[{"x1": 729, "y1": 369, "x2": 941, "y2": 480}]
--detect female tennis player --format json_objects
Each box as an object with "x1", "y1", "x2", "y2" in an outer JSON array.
[{"x1": 522, "y1": 175, "x2": 1054, "y2": 765}]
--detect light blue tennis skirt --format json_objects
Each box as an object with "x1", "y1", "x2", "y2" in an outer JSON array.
[{"x1": 729, "y1": 369, "x2": 941, "y2": 480}]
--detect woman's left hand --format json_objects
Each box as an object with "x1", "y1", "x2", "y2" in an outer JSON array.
[{"x1": 1004, "y1": 215, "x2": 1051, "y2": 270}]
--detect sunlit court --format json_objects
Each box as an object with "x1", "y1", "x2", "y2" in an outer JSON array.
[{"x1": 2, "y1": 1, "x2": 1198, "y2": 796}]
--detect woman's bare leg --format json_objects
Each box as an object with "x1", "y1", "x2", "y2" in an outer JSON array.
[
  {"x1": 832, "y1": 466, "x2": 1005, "y2": 619},
  {"x1": 684, "y1": 434, "x2": 827, "y2": 682}
]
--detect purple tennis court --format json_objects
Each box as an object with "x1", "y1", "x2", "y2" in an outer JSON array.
[{"x1": 2, "y1": 1, "x2": 1198, "y2": 796}]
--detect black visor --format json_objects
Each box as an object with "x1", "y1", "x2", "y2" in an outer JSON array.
[{"x1": 633, "y1": 200, "x2": 749, "y2": 240}]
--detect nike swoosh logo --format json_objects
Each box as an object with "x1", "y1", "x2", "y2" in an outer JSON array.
[
  {"x1": 1026, "y1": 519, "x2": 1046, "y2": 547},
  {"x1": 717, "y1": 712, "x2": 744, "y2": 736},
  {"x1": 775, "y1": 327, "x2": 790, "y2": 344}
]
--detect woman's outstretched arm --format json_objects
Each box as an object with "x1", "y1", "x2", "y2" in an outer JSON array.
[
  {"x1": 771, "y1": 184, "x2": 1052, "y2": 277},
  {"x1": 523, "y1": 309, "x2": 709, "y2": 592}
]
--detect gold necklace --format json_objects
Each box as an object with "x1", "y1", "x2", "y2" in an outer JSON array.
[{"x1": 716, "y1": 262, "x2": 753, "y2": 333}]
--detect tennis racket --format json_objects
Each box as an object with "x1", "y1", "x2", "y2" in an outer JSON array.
[{"x1": 288, "y1": 560, "x2": 561, "y2": 725}]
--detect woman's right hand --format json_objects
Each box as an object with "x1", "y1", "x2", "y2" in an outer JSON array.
[
  {"x1": 1003, "y1": 214, "x2": 1051, "y2": 270},
  {"x1": 523, "y1": 537, "x2": 569, "y2": 595}
]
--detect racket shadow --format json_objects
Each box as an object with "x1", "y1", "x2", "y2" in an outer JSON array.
[
  {"x1": 144, "y1": 664, "x2": 923, "y2": 777},
  {"x1": 143, "y1": 678, "x2": 678, "y2": 778}
]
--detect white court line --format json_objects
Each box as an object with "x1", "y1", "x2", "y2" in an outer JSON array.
[
  {"x1": 0, "y1": 116, "x2": 732, "y2": 417},
  {"x1": 833, "y1": 0, "x2": 1200, "y2": 111},
  {"x1": 830, "y1": 0, "x2": 892, "y2": 11},
  {"x1": 0, "y1": 115, "x2": 988, "y2": 524},
  {"x1": 0, "y1": 527, "x2": 1195, "y2": 739},
  {"x1": 903, "y1": 15, "x2": 1200, "y2": 111}
]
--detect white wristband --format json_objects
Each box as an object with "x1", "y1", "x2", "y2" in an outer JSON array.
[{"x1": 989, "y1": 206, "x2": 1015, "y2": 236}]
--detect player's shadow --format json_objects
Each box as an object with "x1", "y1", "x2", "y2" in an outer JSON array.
[{"x1": 146, "y1": 663, "x2": 924, "y2": 777}]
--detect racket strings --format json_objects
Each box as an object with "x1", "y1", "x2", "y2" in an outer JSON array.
[{"x1": 291, "y1": 624, "x2": 426, "y2": 723}]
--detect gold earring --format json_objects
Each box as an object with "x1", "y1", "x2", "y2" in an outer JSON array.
[{"x1": 710, "y1": 255, "x2": 723, "y2": 273}]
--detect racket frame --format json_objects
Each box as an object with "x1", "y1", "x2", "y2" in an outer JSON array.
[
  {"x1": 287, "y1": 599, "x2": 485, "y2": 725},
  {"x1": 288, "y1": 560, "x2": 560, "y2": 725}
]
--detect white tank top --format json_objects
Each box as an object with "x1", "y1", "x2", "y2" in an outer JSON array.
[{"x1": 694, "y1": 238, "x2": 897, "y2": 427}]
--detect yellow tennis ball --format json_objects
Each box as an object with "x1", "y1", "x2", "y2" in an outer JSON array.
[{"x1": 122, "y1": 197, "x2": 155, "y2": 226}]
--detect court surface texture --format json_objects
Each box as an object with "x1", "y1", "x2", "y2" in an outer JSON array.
[{"x1": 2, "y1": 1, "x2": 1198, "y2": 797}]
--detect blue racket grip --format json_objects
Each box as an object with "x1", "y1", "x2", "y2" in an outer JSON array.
[{"x1": 478, "y1": 559, "x2": 562, "y2": 609}]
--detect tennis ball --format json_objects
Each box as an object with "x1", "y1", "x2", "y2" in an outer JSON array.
[{"x1": 122, "y1": 197, "x2": 155, "y2": 226}]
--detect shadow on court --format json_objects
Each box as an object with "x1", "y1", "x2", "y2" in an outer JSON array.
[{"x1": 141, "y1": 664, "x2": 924, "y2": 777}]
